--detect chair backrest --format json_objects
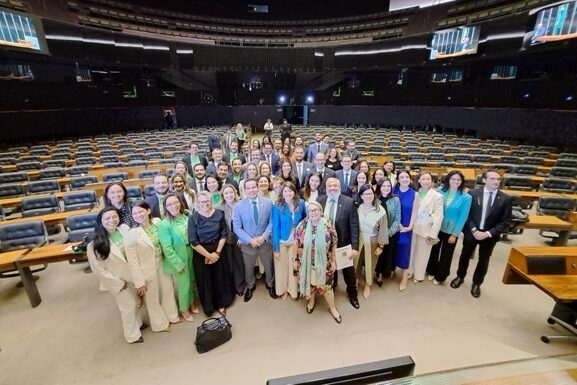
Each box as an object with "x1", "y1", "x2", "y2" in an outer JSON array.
[
  {"x1": 0, "y1": 219, "x2": 48, "y2": 252},
  {"x1": 128, "y1": 160, "x2": 148, "y2": 167},
  {"x1": 537, "y1": 196, "x2": 576, "y2": 220},
  {"x1": 51, "y1": 152, "x2": 71, "y2": 160},
  {"x1": 555, "y1": 158, "x2": 577, "y2": 168},
  {"x1": 39, "y1": 167, "x2": 66, "y2": 180},
  {"x1": 67, "y1": 165, "x2": 92, "y2": 176},
  {"x1": 19, "y1": 155, "x2": 41, "y2": 163},
  {"x1": 147, "y1": 152, "x2": 164, "y2": 160},
  {"x1": 542, "y1": 178, "x2": 576, "y2": 193},
  {"x1": 102, "y1": 172, "x2": 129, "y2": 182},
  {"x1": 492, "y1": 163, "x2": 515, "y2": 174},
  {"x1": 144, "y1": 184, "x2": 156, "y2": 197},
  {"x1": 474, "y1": 155, "x2": 492, "y2": 163},
  {"x1": 103, "y1": 162, "x2": 125, "y2": 168},
  {"x1": 28, "y1": 180, "x2": 60, "y2": 194},
  {"x1": 0, "y1": 157, "x2": 16, "y2": 165},
  {"x1": 69, "y1": 175, "x2": 98, "y2": 190},
  {"x1": 66, "y1": 212, "x2": 99, "y2": 242},
  {"x1": 137, "y1": 169, "x2": 161, "y2": 179},
  {"x1": 126, "y1": 186, "x2": 143, "y2": 201},
  {"x1": 62, "y1": 190, "x2": 98, "y2": 211},
  {"x1": 100, "y1": 155, "x2": 119, "y2": 163},
  {"x1": 0, "y1": 171, "x2": 28, "y2": 184},
  {"x1": 500, "y1": 156, "x2": 520, "y2": 164},
  {"x1": 503, "y1": 176, "x2": 533, "y2": 191},
  {"x1": 42, "y1": 160, "x2": 66, "y2": 169},
  {"x1": 0, "y1": 183, "x2": 25, "y2": 198},
  {"x1": 514, "y1": 165, "x2": 537, "y2": 175},
  {"x1": 127, "y1": 153, "x2": 147, "y2": 161},
  {"x1": 16, "y1": 161, "x2": 41, "y2": 171},
  {"x1": 550, "y1": 167, "x2": 577, "y2": 179},
  {"x1": 21, "y1": 195, "x2": 60, "y2": 217},
  {"x1": 76, "y1": 157, "x2": 97, "y2": 165}
]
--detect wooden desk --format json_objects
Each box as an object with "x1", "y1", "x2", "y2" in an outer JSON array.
[
  {"x1": 14, "y1": 242, "x2": 82, "y2": 307},
  {"x1": 2, "y1": 207, "x2": 96, "y2": 225},
  {"x1": 0, "y1": 192, "x2": 65, "y2": 209},
  {"x1": 501, "y1": 190, "x2": 564, "y2": 201},
  {"x1": 0, "y1": 249, "x2": 25, "y2": 273},
  {"x1": 522, "y1": 215, "x2": 573, "y2": 246},
  {"x1": 503, "y1": 246, "x2": 577, "y2": 302}
]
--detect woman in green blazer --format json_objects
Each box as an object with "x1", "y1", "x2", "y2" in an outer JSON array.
[{"x1": 158, "y1": 193, "x2": 198, "y2": 321}]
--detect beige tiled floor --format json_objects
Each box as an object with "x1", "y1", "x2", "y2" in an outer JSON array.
[{"x1": 1, "y1": 228, "x2": 576, "y2": 385}]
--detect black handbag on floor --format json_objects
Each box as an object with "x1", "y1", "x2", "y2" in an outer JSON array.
[{"x1": 195, "y1": 317, "x2": 232, "y2": 353}]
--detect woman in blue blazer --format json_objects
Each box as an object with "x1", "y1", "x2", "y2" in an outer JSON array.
[
  {"x1": 426, "y1": 170, "x2": 472, "y2": 284},
  {"x1": 272, "y1": 181, "x2": 307, "y2": 299}
]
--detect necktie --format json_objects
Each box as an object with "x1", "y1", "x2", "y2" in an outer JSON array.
[
  {"x1": 488, "y1": 191, "x2": 494, "y2": 208},
  {"x1": 298, "y1": 163, "x2": 302, "y2": 182},
  {"x1": 252, "y1": 201, "x2": 259, "y2": 224},
  {"x1": 198, "y1": 181, "x2": 203, "y2": 191},
  {"x1": 329, "y1": 198, "x2": 336, "y2": 223},
  {"x1": 317, "y1": 143, "x2": 321, "y2": 152},
  {"x1": 344, "y1": 173, "x2": 349, "y2": 188},
  {"x1": 267, "y1": 155, "x2": 271, "y2": 167}
]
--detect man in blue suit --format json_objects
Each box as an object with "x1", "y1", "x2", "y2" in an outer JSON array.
[
  {"x1": 335, "y1": 155, "x2": 357, "y2": 196},
  {"x1": 306, "y1": 132, "x2": 329, "y2": 161},
  {"x1": 260, "y1": 142, "x2": 280, "y2": 175},
  {"x1": 233, "y1": 178, "x2": 276, "y2": 302}
]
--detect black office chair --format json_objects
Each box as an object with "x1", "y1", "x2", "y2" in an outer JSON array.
[
  {"x1": 67, "y1": 165, "x2": 92, "y2": 176},
  {"x1": 62, "y1": 190, "x2": 98, "y2": 211},
  {"x1": 144, "y1": 184, "x2": 156, "y2": 197},
  {"x1": 0, "y1": 171, "x2": 28, "y2": 184},
  {"x1": 503, "y1": 175, "x2": 535, "y2": 191},
  {"x1": 542, "y1": 178, "x2": 576, "y2": 193},
  {"x1": 66, "y1": 212, "x2": 98, "y2": 242},
  {"x1": 128, "y1": 160, "x2": 148, "y2": 167},
  {"x1": 536, "y1": 196, "x2": 576, "y2": 243},
  {"x1": 100, "y1": 155, "x2": 119, "y2": 163},
  {"x1": 0, "y1": 219, "x2": 48, "y2": 282},
  {"x1": 21, "y1": 195, "x2": 60, "y2": 217},
  {"x1": 40, "y1": 166, "x2": 66, "y2": 178},
  {"x1": 0, "y1": 183, "x2": 25, "y2": 198},
  {"x1": 126, "y1": 153, "x2": 147, "y2": 162},
  {"x1": 138, "y1": 170, "x2": 161, "y2": 179},
  {"x1": 514, "y1": 165, "x2": 538, "y2": 176},
  {"x1": 102, "y1": 172, "x2": 129, "y2": 182},
  {"x1": 69, "y1": 175, "x2": 98, "y2": 190},
  {"x1": 76, "y1": 157, "x2": 97, "y2": 166},
  {"x1": 27, "y1": 180, "x2": 60, "y2": 195},
  {"x1": 550, "y1": 167, "x2": 577, "y2": 179}
]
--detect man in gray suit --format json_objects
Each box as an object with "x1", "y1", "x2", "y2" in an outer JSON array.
[
  {"x1": 335, "y1": 155, "x2": 357, "y2": 196},
  {"x1": 306, "y1": 132, "x2": 329, "y2": 161},
  {"x1": 233, "y1": 178, "x2": 276, "y2": 302}
]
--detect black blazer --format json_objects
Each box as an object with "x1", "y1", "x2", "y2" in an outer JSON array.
[
  {"x1": 181, "y1": 155, "x2": 208, "y2": 177},
  {"x1": 317, "y1": 194, "x2": 359, "y2": 251},
  {"x1": 463, "y1": 188, "x2": 513, "y2": 239},
  {"x1": 145, "y1": 192, "x2": 189, "y2": 219}
]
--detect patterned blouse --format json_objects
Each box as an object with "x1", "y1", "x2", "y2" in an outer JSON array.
[{"x1": 143, "y1": 224, "x2": 162, "y2": 258}]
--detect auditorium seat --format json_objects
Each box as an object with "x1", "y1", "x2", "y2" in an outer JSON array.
[
  {"x1": 66, "y1": 212, "x2": 98, "y2": 242},
  {"x1": 559, "y1": 152, "x2": 577, "y2": 160},
  {"x1": 100, "y1": 155, "x2": 119, "y2": 163},
  {"x1": 500, "y1": 156, "x2": 520, "y2": 164},
  {"x1": 128, "y1": 160, "x2": 148, "y2": 166},
  {"x1": 555, "y1": 158, "x2": 577, "y2": 168},
  {"x1": 19, "y1": 155, "x2": 41, "y2": 163},
  {"x1": 0, "y1": 157, "x2": 16, "y2": 166},
  {"x1": 0, "y1": 183, "x2": 25, "y2": 198},
  {"x1": 549, "y1": 167, "x2": 577, "y2": 179},
  {"x1": 530, "y1": 151, "x2": 550, "y2": 158},
  {"x1": 51, "y1": 152, "x2": 71, "y2": 160},
  {"x1": 42, "y1": 160, "x2": 66, "y2": 169},
  {"x1": 103, "y1": 162, "x2": 125, "y2": 168},
  {"x1": 473, "y1": 155, "x2": 492, "y2": 163},
  {"x1": 39, "y1": 167, "x2": 66, "y2": 180},
  {"x1": 523, "y1": 157, "x2": 545, "y2": 166},
  {"x1": 16, "y1": 161, "x2": 41, "y2": 171},
  {"x1": 138, "y1": 169, "x2": 161, "y2": 179},
  {"x1": 69, "y1": 176, "x2": 98, "y2": 190},
  {"x1": 492, "y1": 163, "x2": 515, "y2": 173},
  {"x1": 62, "y1": 190, "x2": 98, "y2": 211},
  {"x1": 21, "y1": 196, "x2": 60, "y2": 217},
  {"x1": 0, "y1": 151, "x2": 21, "y2": 159},
  {"x1": 427, "y1": 153, "x2": 445, "y2": 161},
  {"x1": 67, "y1": 165, "x2": 92, "y2": 176},
  {"x1": 513, "y1": 165, "x2": 538, "y2": 175},
  {"x1": 27, "y1": 180, "x2": 60, "y2": 195},
  {"x1": 147, "y1": 152, "x2": 164, "y2": 160},
  {"x1": 503, "y1": 175, "x2": 534, "y2": 191},
  {"x1": 126, "y1": 186, "x2": 143, "y2": 202},
  {"x1": 144, "y1": 184, "x2": 156, "y2": 197},
  {"x1": 76, "y1": 157, "x2": 97, "y2": 165},
  {"x1": 453, "y1": 154, "x2": 472, "y2": 162},
  {"x1": 536, "y1": 196, "x2": 576, "y2": 241},
  {"x1": 159, "y1": 159, "x2": 176, "y2": 165},
  {"x1": 0, "y1": 219, "x2": 48, "y2": 252},
  {"x1": 102, "y1": 172, "x2": 129, "y2": 182},
  {"x1": 99, "y1": 150, "x2": 117, "y2": 157},
  {"x1": 126, "y1": 153, "x2": 147, "y2": 161},
  {"x1": 0, "y1": 171, "x2": 28, "y2": 184},
  {"x1": 542, "y1": 178, "x2": 576, "y2": 193}
]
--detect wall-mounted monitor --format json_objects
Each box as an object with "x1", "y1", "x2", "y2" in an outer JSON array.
[
  {"x1": 0, "y1": 8, "x2": 48, "y2": 54},
  {"x1": 491, "y1": 65, "x2": 518, "y2": 80},
  {"x1": 429, "y1": 25, "x2": 480, "y2": 60},
  {"x1": 525, "y1": 1, "x2": 577, "y2": 47}
]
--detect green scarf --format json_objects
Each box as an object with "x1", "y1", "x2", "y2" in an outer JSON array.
[{"x1": 299, "y1": 217, "x2": 329, "y2": 297}]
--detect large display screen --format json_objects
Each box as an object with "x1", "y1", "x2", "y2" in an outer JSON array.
[
  {"x1": 526, "y1": 1, "x2": 577, "y2": 47},
  {"x1": 0, "y1": 8, "x2": 47, "y2": 53},
  {"x1": 429, "y1": 25, "x2": 480, "y2": 60}
]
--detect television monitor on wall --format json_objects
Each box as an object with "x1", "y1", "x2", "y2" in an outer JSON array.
[
  {"x1": 525, "y1": 1, "x2": 577, "y2": 47},
  {"x1": 429, "y1": 25, "x2": 480, "y2": 60},
  {"x1": 0, "y1": 8, "x2": 48, "y2": 54}
]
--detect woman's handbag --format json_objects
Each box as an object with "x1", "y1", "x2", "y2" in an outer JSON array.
[{"x1": 195, "y1": 317, "x2": 232, "y2": 353}]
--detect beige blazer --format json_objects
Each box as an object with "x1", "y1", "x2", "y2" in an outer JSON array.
[
  {"x1": 124, "y1": 226, "x2": 160, "y2": 289},
  {"x1": 87, "y1": 225, "x2": 136, "y2": 293},
  {"x1": 413, "y1": 189, "x2": 444, "y2": 239}
]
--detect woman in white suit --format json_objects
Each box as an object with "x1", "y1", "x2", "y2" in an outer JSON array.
[
  {"x1": 409, "y1": 172, "x2": 444, "y2": 283},
  {"x1": 87, "y1": 206, "x2": 145, "y2": 344},
  {"x1": 125, "y1": 200, "x2": 180, "y2": 332}
]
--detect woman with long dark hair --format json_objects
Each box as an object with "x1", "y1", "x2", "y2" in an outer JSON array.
[
  {"x1": 375, "y1": 178, "x2": 401, "y2": 285},
  {"x1": 157, "y1": 194, "x2": 198, "y2": 321},
  {"x1": 125, "y1": 200, "x2": 180, "y2": 332},
  {"x1": 104, "y1": 182, "x2": 136, "y2": 228},
  {"x1": 87, "y1": 206, "x2": 144, "y2": 343},
  {"x1": 426, "y1": 170, "x2": 472, "y2": 284},
  {"x1": 302, "y1": 172, "x2": 322, "y2": 202}
]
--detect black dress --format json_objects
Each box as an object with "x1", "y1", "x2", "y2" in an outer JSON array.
[{"x1": 188, "y1": 208, "x2": 235, "y2": 316}]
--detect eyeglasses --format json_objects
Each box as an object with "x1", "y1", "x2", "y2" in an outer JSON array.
[
  {"x1": 308, "y1": 208, "x2": 320, "y2": 213},
  {"x1": 198, "y1": 200, "x2": 211, "y2": 205}
]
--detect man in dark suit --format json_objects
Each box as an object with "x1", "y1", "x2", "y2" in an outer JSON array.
[
  {"x1": 335, "y1": 155, "x2": 357, "y2": 196},
  {"x1": 217, "y1": 163, "x2": 239, "y2": 191},
  {"x1": 291, "y1": 146, "x2": 312, "y2": 192},
  {"x1": 181, "y1": 142, "x2": 208, "y2": 177},
  {"x1": 191, "y1": 164, "x2": 206, "y2": 194},
  {"x1": 223, "y1": 141, "x2": 246, "y2": 165},
  {"x1": 145, "y1": 174, "x2": 188, "y2": 218},
  {"x1": 450, "y1": 169, "x2": 512, "y2": 298},
  {"x1": 206, "y1": 148, "x2": 225, "y2": 176},
  {"x1": 260, "y1": 142, "x2": 280, "y2": 175},
  {"x1": 317, "y1": 177, "x2": 360, "y2": 309},
  {"x1": 305, "y1": 152, "x2": 335, "y2": 192}
]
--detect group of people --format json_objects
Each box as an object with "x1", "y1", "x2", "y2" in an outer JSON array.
[{"x1": 87, "y1": 125, "x2": 513, "y2": 344}]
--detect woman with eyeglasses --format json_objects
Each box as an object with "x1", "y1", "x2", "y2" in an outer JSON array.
[
  {"x1": 374, "y1": 177, "x2": 401, "y2": 285},
  {"x1": 188, "y1": 191, "x2": 235, "y2": 316},
  {"x1": 294, "y1": 201, "x2": 341, "y2": 323},
  {"x1": 125, "y1": 201, "x2": 180, "y2": 332},
  {"x1": 426, "y1": 170, "x2": 471, "y2": 284},
  {"x1": 356, "y1": 184, "x2": 389, "y2": 299},
  {"x1": 157, "y1": 194, "x2": 198, "y2": 321},
  {"x1": 87, "y1": 206, "x2": 144, "y2": 343}
]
